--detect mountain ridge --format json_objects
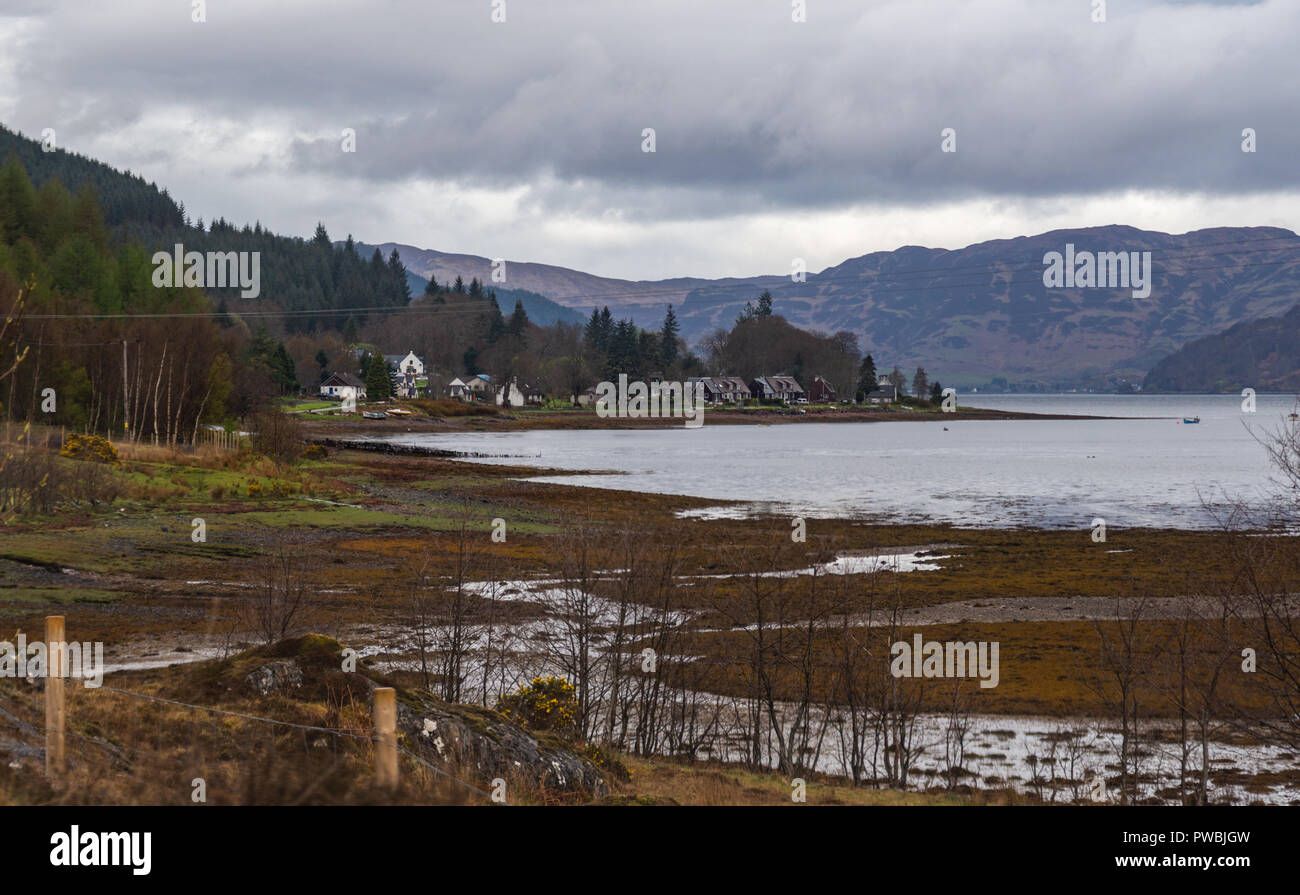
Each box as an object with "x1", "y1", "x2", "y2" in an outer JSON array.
[{"x1": 377, "y1": 225, "x2": 1300, "y2": 388}]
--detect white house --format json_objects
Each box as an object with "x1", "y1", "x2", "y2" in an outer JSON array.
[
  {"x1": 455, "y1": 374, "x2": 492, "y2": 402},
  {"x1": 495, "y1": 377, "x2": 543, "y2": 408},
  {"x1": 384, "y1": 351, "x2": 425, "y2": 378},
  {"x1": 320, "y1": 372, "x2": 367, "y2": 405}
]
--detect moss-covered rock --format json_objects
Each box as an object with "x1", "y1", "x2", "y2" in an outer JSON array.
[{"x1": 399, "y1": 690, "x2": 608, "y2": 799}]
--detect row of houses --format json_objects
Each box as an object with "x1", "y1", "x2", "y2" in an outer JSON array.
[
  {"x1": 688, "y1": 374, "x2": 880, "y2": 406},
  {"x1": 320, "y1": 349, "x2": 902, "y2": 409},
  {"x1": 448, "y1": 374, "x2": 544, "y2": 407},
  {"x1": 321, "y1": 361, "x2": 544, "y2": 409}
]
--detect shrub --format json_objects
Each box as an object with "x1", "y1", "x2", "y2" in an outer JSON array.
[
  {"x1": 299, "y1": 444, "x2": 328, "y2": 461},
  {"x1": 582, "y1": 743, "x2": 631, "y2": 782},
  {"x1": 250, "y1": 406, "x2": 304, "y2": 465},
  {"x1": 495, "y1": 676, "x2": 578, "y2": 736},
  {"x1": 59, "y1": 433, "x2": 120, "y2": 465}
]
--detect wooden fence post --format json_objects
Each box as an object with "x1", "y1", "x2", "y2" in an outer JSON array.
[
  {"x1": 44, "y1": 615, "x2": 66, "y2": 779},
  {"x1": 373, "y1": 687, "x2": 397, "y2": 788}
]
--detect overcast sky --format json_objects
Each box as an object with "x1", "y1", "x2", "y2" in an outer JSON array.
[{"x1": 1, "y1": 0, "x2": 1296, "y2": 280}]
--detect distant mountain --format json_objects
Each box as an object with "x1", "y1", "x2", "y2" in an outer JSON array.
[
  {"x1": 371, "y1": 239, "x2": 784, "y2": 322},
  {"x1": 1143, "y1": 303, "x2": 1300, "y2": 393},
  {"x1": 12, "y1": 118, "x2": 1297, "y2": 387},
  {"x1": 378, "y1": 227, "x2": 1300, "y2": 388},
  {"x1": 384, "y1": 252, "x2": 585, "y2": 327}
]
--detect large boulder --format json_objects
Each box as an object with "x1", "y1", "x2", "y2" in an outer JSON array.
[{"x1": 398, "y1": 696, "x2": 608, "y2": 799}]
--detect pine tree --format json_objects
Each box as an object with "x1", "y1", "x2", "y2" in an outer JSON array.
[
  {"x1": 486, "y1": 295, "x2": 506, "y2": 343},
  {"x1": 599, "y1": 306, "x2": 614, "y2": 347},
  {"x1": 857, "y1": 354, "x2": 878, "y2": 399},
  {"x1": 508, "y1": 299, "x2": 529, "y2": 340},
  {"x1": 0, "y1": 155, "x2": 38, "y2": 243},
  {"x1": 273, "y1": 343, "x2": 299, "y2": 394},
  {"x1": 453, "y1": 275, "x2": 465, "y2": 293},
  {"x1": 585, "y1": 308, "x2": 603, "y2": 349},
  {"x1": 736, "y1": 289, "x2": 774, "y2": 325},
  {"x1": 660, "y1": 304, "x2": 679, "y2": 368},
  {"x1": 388, "y1": 249, "x2": 410, "y2": 302},
  {"x1": 364, "y1": 353, "x2": 391, "y2": 399}
]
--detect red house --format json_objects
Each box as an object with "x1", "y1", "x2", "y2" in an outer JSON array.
[{"x1": 807, "y1": 376, "x2": 837, "y2": 403}]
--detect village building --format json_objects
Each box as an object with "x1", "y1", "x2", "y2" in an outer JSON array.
[
  {"x1": 689, "y1": 377, "x2": 726, "y2": 405},
  {"x1": 496, "y1": 377, "x2": 543, "y2": 408},
  {"x1": 714, "y1": 376, "x2": 751, "y2": 403},
  {"x1": 451, "y1": 373, "x2": 492, "y2": 402},
  {"x1": 866, "y1": 380, "x2": 897, "y2": 405},
  {"x1": 384, "y1": 351, "x2": 426, "y2": 398},
  {"x1": 384, "y1": 351, "x2": 425, "y2": 378},
  {"x1": 807, "y1": 375, "x2": 837, "y2": 403},
  {"x1": 750, "y1": 375, "x2": 805, "y2": 404},
  {"x1": 689, "y1": 376, "x2": 752, "y2": 405},
  {"x1": 319, "y1": 372, "x2": 366, "y2": 404}
]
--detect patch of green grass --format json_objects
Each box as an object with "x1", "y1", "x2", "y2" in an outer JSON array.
[
  {"x1": 0, "y1": 586, "x2": 122, "y2": 606},
  {"x1": 231, "y1": 505, "x2": 557, "y2": 534}
]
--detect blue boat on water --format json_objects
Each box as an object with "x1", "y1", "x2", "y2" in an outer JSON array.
[{"x1": 1182, "y1": 416, "x2": 1200, "y2": 424}]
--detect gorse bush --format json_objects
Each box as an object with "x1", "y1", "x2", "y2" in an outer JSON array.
[
  {"x1": 495, "y1": 676, "x2": 578, "y2": 736},
  {"x1": 59, "y1": 433, "x2": 120, "y2": 465}
]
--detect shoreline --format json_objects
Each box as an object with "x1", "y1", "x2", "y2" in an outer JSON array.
[{"x1": 301, "y1": 404, "x2": 1118, "y2": 439}]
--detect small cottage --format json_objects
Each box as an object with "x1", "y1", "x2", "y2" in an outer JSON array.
[{"x1": 320, "y1": 372, "x2": 367, "y2": 404}]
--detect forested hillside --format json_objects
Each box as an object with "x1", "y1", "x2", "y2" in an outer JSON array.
[
  {"x1": 0, "y1": 126, "x2": 411, "y2": 332},
  {"x1": 0, "y1": 124, "x2": 183, "y2": 237},
  {"x1": 1143, "y1": 303, "x2": 1300, "y2": 393},
  {"x1": 0, "y1": 152, "x2": 235, "y2": 437}
]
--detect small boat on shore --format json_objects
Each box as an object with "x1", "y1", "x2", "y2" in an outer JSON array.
[
  {"x1": 1182, "y1": 416, "x2": 1200, "y2": 424},
  {"x1": 363, "y1": 411, "x2": 388, "y2": 420}
]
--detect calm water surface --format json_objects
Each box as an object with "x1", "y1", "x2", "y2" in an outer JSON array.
[{"x1": 378, "y1": 394, "x2": 1300, "y2": 529}]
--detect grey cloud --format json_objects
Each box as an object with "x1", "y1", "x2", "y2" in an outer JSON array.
[{"x1": 2, "y1": 0, "x2": 1297, "y2": 227}]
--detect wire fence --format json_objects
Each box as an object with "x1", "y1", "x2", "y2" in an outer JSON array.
[{"x1": 3, "y1": 644, "x2": 505, "y2": 804}]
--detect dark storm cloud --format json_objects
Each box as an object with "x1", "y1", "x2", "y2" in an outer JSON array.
[{"x1": 3, "y1": 0, "x2": 1297, "y2": 224}]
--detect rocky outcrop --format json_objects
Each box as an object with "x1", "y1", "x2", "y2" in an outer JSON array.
[
  {"x1": 244, "y1": 660, "x2": 304, "y2": 695},
  {"x1": 397, "y1": 696, "x2": 608, "y2": 799}
]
